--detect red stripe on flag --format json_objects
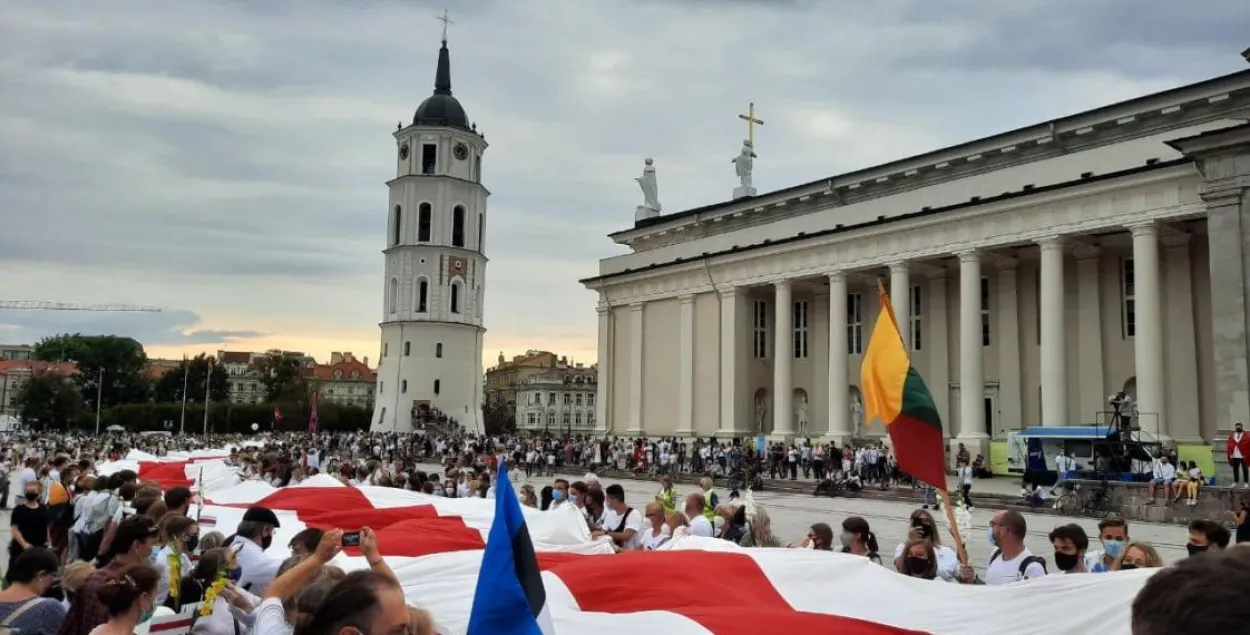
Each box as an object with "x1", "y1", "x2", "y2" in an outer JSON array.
[
  {"x1": 546, "y1": 551, "x2": 929, "y2": 635},
  {"x1": 887, "y1": 414, "x2": 948, "y2": 490},
  {"x1": 137, "y1": 461, "x2": 194, "y2": 490}
]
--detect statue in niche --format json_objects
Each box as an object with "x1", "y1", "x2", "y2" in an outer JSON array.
[
  {"x1": 851, "y1": 392, "x2": 864, "y2": 431},
  {"x1": 796, "y1": 393, "x2": 809, "y2": 437},
  {"x1": 732, "y1": 139, "x2": 757, "y2": 189},
  {"x1": 635, "y1": 158, "x2": 661, "y2": 214},
  {"x1": 754, "y1": 393, "x2": 769, "y2": 436}
]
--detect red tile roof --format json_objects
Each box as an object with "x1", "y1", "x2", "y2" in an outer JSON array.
[
  {"x1": 0, "y1": 360, "x2": 78, "y2": 376},
  {"x1": 310, "y1": 359, "x2": 376, "y2": 382}
]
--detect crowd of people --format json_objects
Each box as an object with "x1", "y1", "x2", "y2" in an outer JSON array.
[{"x1": 0, "y1": 429, "x2": 1246, "y2": 634}]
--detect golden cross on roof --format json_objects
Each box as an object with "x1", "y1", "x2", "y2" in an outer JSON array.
[
  {"x1": 436, "y1": 8, "x2": 454, "y2": 42},
  {"x1": 738, "y1": 102, "x2": 764, "y2": 145}
]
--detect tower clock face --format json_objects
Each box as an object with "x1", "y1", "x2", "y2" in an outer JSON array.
[
  {"x1": 453, "y1": 142, "x2": 469, "y2": 161},
  {"x1": 399, "y1": 144, "x2": 409, "y2": 160}
]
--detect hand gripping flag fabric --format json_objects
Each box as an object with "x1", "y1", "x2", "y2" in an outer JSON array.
[
  {"x1": 467, "y1": 462, "x2": 554, "y2": 635},
  {"x1": 860, "y1": 281, "x2": 947, "y2": 488},
  {"x1": 132, "y1": 450, "x2": 1157, "y2": 635}
]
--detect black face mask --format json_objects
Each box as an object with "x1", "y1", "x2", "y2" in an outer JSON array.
[
  {"x1": 24, "y1": 492, "x2": 38, "y2": 502},
  {"x1": 261, "y1": 533, "x2": 273, "y2": 551},
  {"x1": 904, "y1": 556, "x2": 930, "y2": 576},
  {"x1": 1187, "y1": 544, "x2": 1209, "y2": 557},
  {"x1": 1119, "y1": 564, "x2": 1138, "y2": 571},
  {"x1": 1053, "y1": 552, "x2": 1080, "y2": 571},
  {"x1": 185, "y1": 535, "x2": 199, "y2": 553}
]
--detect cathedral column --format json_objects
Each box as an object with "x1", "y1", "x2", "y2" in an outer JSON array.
[
  {"x1": 627, "y1": 303, "x2": 645, "y2": 435},
  {"x1": 595, "y1": 305, "x2": 612, "y2": 434},
  {"x1": 995, "y1": 257, "x2": 1022, "y2": 437},
  {"x1": 826, "y1": 272, "x2": 851, "y2": 442},
  {"x1": 889, "y1": 262, "x2": 911, "y2": 349},
  {"x1": 1130, "y1": 222, "x2": 1167, "y2": 441},
  {"x1": 1162, "y1": 232, "x2": 1202, "y2": 443},
  {"x1": 773, "y1": 280, "x2": 794, "y2": 438},
  {"x1": 1074, "y1": 244, "x2": 1105, "y2": 427},
  {"x1": 957, "y1": 251, "x2": 986, "y2": 441},
  {"x1": 925, "y1": 269, "x2": 951, "y2": 443},
  {"x1": 717, "y1": 288, "x2": 741, "y2": 437},
  {"x1": 676, "y1": 294, "x2": 695, "y2": 436},
  {"x1": 1038, "y1": 236, "x2": 1068, "y2": 425}
]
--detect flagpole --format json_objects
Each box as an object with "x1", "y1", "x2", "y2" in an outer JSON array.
[
  {"x1": 179, "y1": 354, "x2": 189, "y2": 436},
  {"x1": 94, "y1": 368, "x2": 104, "y2": 436},
  {"x1": 202, "y1": 360, "x2": 211, "y2": 436}
]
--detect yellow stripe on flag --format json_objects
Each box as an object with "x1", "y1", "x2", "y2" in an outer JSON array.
[{"x1": 860, "y1": 281, "x2": 910, "y2": 428}]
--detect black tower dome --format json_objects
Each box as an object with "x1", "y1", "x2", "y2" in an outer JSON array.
[{"x1": 413, "y1": 38, "x2": 470, "y2": 130}]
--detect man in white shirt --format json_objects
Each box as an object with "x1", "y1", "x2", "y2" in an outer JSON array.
[
  {"x1": 684, "y1": 494, "x2": 714, "y2": 537},
  {"x1": 594, "y1": 484, "x2": 642, "y2": 551},
  {"x1": 961, "y1": 510, "x2": 1047, "y2": 585},
  {"x1": 231, "y1": 506, "x2": 283, "y2": 595},
  {"x1": 1147, "y1": 456, "x2": 1177, "y2": 504}
]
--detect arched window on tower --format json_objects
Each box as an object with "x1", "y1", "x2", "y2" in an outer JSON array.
[
  {"x1": 452, "y1": 205, "x2": 466, "y2": 247},
  {"x1": 436, "y1": 343, "x2": 443, "y2": 358},
  {"x1": 418, "y1": 203, "x2": 432, "y2": 242},
  {"x1": 416, "y1": 279, "x2": 429, "y2": 313},
  {"x1": 450, "y1": 281, "x2": 461, "y2": 314},
  {"x1": 477, "y1": 213, "x2": 484, "y2": 250},
  {"x1": 388, "y1": 277, "x2": 398, "y2": 314},
  {"x1": 392, "y1": 205, "x2": 402, "y2": 246},
  {"x1": 434, "y1": 379, "x2": 441, "y2": 395}
]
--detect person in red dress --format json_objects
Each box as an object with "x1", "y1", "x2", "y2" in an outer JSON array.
[{"x1": 1226, "y1": 423, "x2": 1250, "y2": 487}]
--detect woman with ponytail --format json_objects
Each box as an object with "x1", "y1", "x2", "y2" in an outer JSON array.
[
  {"x1": 152, "y1": 515, "x2": 197, "y2": 607},
  {"x1": 90, "y1": 563, "x2": 159, "y2": 635},
  {"x1": 841, "y1": 516, "x2": 882, "y2": 564}
]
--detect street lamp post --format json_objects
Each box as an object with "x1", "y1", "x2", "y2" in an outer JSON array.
[{"x1": 94, "y1": 368, "x2": 104, "y2": 435}]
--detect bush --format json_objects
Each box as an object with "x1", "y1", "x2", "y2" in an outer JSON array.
[{"x1": 92, "y1": 401, "x2": 372, "y2": 433}]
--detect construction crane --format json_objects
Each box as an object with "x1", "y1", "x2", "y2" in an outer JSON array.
[{"x1": 0, "y1": 301, "x2": 162, "y2": 312}]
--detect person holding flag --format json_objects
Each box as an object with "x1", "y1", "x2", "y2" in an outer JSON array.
[{"x1": 467, "y1": 459, "x2": 553, "y2": 635}]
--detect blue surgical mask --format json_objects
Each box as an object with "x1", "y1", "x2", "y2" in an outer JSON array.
[
  {"x1": 227, "y1": 567, "x2": 242, "y2": 582},
  {"x1": 1102, "y1": 538, "x2": 1126, "y2": 558},
  {"x1": 569, "y1": 494, "x2": 579, "y2": 504},
  {"x1": 139, "y1": 606, "x2": 155, "y2": 623},
  {"x1": 986, "y1": 527, "x2": 997, "y2": 547},
  {"x1": 553, "y1": 490, "x2": 565, "y2": 501}
]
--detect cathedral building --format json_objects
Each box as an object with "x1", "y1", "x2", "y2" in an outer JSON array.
[
  {"x1": 372, "y1": 33, "x2": 488, "y2": 433},
  {"x1": 582, "y1": 65, "x2": 1250, "y2": 469}
]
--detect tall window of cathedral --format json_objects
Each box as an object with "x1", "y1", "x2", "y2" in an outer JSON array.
[
  {"x1": 450, "y1": 281, "x2": 461, "y2": 313},
  {"x1": 388, "y1": 278, "x2": 399, "y2": 314},
  {"x1": 421, "y1": 144, "x2": 437, "y2": 174},
  {"x1": 391, "y1": 205, "x2": 402, "y2": 246},
  {"x1": 417, "y1": 279, "x2": 429, "y2": 313},
  {"x1": 752, "y1": 300, "x2": 768, "y2": 359}
]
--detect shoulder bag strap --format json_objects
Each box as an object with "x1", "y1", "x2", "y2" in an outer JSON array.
[{"x1": 2, "y1": 597, "x2": 43, "y2": 628}]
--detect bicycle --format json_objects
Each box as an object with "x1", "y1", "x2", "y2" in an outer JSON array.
[
  {"x1": 1054, "y1": 480, "x2": 1119, "y2": 519},
  {"x1": 813, "y1": 477, "x2": 849, "y2": 498}
]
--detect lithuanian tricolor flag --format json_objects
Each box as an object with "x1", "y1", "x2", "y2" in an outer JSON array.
[{"x1": 860, "y1": 281, "x2": 947, "y2": 489}]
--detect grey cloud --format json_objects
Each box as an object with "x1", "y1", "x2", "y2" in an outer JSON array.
[{"x1": 0, "y1": 308, "x2": 264, "y2": 350}]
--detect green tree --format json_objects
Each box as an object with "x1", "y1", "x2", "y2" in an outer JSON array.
[
  {"x1": 15, "y1": 370, "x2": 87, "y2": 431},
  {"x1": 152, "y1": 354, "x2": 229, "y2": 403},
  {"x1": 253, "y1": 349, "x2": 310, "y2": 409},
  {"x1": 32, "y1": 334, "x2": 150, "y2": 408},
  {"x1": 482, "y1": 396, "x2": 515, "y2": 436}
]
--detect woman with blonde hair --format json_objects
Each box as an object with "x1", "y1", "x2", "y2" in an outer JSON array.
[
  {"x1": 739, "y1": 508, "x2": 782, "y2": 548},
  {"x1": 698, "y1": 477, "x2": 718, "y2": 522},
  {"x1": 1112, "y1": 541, "x2": 1165, "y2": 570},
  {"x1": 639, "y1": 502, "x2": 670, "y2": 551}
]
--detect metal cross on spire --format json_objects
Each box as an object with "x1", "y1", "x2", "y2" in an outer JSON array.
[
  {"x1": 738, "y1": 101, "x2": 764, "y2": 145},
  {"x1": 436, "y1": 8, "x2": 454, "y2": 43}
]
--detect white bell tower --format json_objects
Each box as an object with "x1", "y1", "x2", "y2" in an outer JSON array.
[{"x1": 372, "y1": 28, "x2": 488, "y2": 434}]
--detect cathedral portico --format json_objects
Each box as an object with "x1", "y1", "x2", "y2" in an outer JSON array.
[{"x1": 584, "y1": 69, "x2": 1250, "y2": 476}]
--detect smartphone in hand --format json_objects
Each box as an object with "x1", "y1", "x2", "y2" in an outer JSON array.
[{"x1": 341, "y1": 531, "x2": 362, "y2": 547}]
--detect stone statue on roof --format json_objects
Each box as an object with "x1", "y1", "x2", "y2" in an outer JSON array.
[
  {"x1": 732, "y1": 139, "x2": 757, "y2": 199},
  {"x1": 634, "y1": 158, "x2": 661, "y2": 221}
]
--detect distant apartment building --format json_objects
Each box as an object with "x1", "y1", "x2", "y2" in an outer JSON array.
[
  {"x1": 0, "y1": 360, "x2": 77, "y2": 417},
  {"x1": 483, "y1": 350, "x2": 561, "y2": 410},
  {"x1": 310, "y1": 352, "x2": 376, "y2": 408},
  {"x1": 0, "y1": 345, "x2": 33, "y2": 362},
  {"x1": 514, "y1": 360, "x2": 598, "y2": 435},
  {"x1": 217, "y1": 349, "x2": 315, "y2": 405}
]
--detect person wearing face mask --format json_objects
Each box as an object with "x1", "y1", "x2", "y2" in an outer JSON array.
[
  {"x1": 60, "y1": 516, "x2": 159, "y2": 635},
  {"x1": 1186, "y1": 519, "x2": 1231, "y2": 557},
  {"x1": 1048, "y1": 524, "x2": 1090, "y2": 574},
  {"x1": 893, "y1": 510, "x2": 959, "y2": 581},
  {"x1": 791, "y1": 522, "x2": 833, "y2": 550},
  {"x1": 10, "y1": 483, "x2": 50, "y2": 574},
  {"x1": 895, "y1": 538, "x2": 938, "y2": 580},
  {"x1": 550, "y1": 479, "x2": 570, "y2": 509},
  {"x1": 1111, "y1": 541, "x2": 1164, "y2": 571},
  {"x1": 152, "y1": 516, "x2": 198, "y2": 606},
  {"x1": 840, "y1": 516, "x2": 882, "y2": 564},
  {"x1": 230, "y1": 507, "x2": 283, "y2": 596},
  {"x1": 90, "y1": 564, "x2": 161, "y2": 635},
  {"x1": 960, "y1": 510, "x2": 1046, "y2": 585},
  {"x1": 0, "y1": 548, "x2": 67, "y2": 635},
  {"x1": 1084, "y1": 518, "x2": 1129, "y2": 573}
]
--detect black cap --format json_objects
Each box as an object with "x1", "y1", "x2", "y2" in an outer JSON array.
[{"x1": 242, "y1": 506, "x2": 281, "y2": 528}]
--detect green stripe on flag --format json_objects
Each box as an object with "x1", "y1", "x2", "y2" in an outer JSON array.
[{"x1": 899, "y1": 366, "x2": 942, "y2": 432}]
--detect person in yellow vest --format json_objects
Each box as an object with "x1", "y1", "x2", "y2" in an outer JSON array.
[
  {"x1": 699, "y1": 477, "x2": 718, "y2": 523},
  {"x1": 655, "y1": 475, "x2": 676, "y2": 514}
]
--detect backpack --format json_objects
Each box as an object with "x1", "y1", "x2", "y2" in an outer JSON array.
[{"x1": 989, "y1": 548, "x2": 1048, "y2": 579}]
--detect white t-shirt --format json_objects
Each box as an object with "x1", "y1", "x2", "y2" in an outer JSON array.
[
  {"x1": 639, "y1": 526, "x2": 671, "y2": 551},
  {"x1": 602, "y1": 506, "x2": 643, "y2": 551},
  {"x1": 893, "y1": 543, "x2": 960, "y2": 581},
  {"x1": 984, "y1": 548, "x2": 1047, "y2": 585},
  {"x1": 688, "y1": 515, "x2": 715, "y2": 538}
]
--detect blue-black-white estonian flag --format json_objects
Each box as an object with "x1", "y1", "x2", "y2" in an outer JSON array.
[{"x1": 467, "y1": 460, "x2": 554, "y2": 635}]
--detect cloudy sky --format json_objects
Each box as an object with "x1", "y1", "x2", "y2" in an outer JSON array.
[{"x1": 1, "y1": 1, "x2": 1246, "y2": 368}]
